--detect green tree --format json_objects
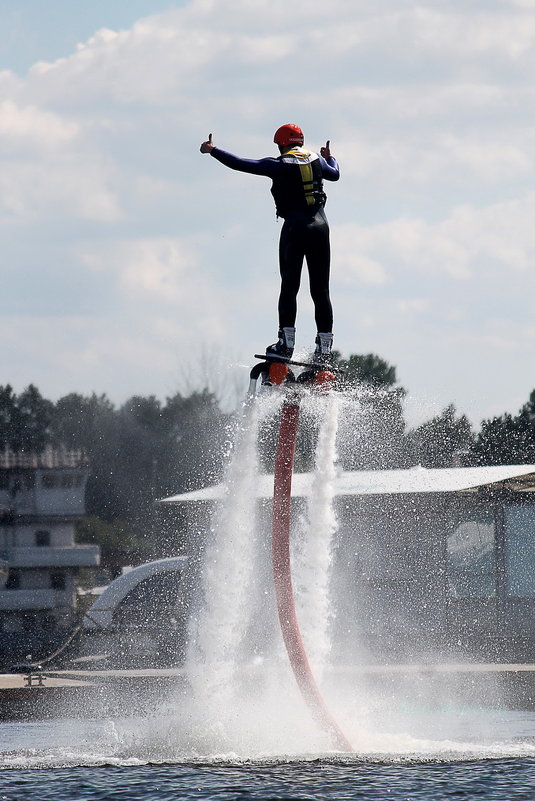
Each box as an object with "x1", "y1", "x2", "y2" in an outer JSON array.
[
  {"x1": 76, "y1": 390, "x2": 229, "y2": 524},
  {"x1": 332, "y1": 352, "x2": 408, "y2": 470},
  {"x1": 50, "y1": 387, "x2": 231, "y2": 564},
  {"x1": 161, "y1": 389, "x2": 230, "y2": 495},
  {"x1": 51, "y1": 392, "x2": 115, "y2": 454},
  {"x1": 408, "y1": 404, "x2": 474, "y2": 468},
  {"x1": 257, "y1": 352, "x2": 409, "y2": 473},
  {"x1": 0, "y1": 385, "x2": 19, "y2": 449},
  {"x1": 472, "y1": 389, "x2": 535, "y2": 465},
  {"x1": 337, "y1": 384, "x2": 408, "y2": 470},
  {"x1": 334, "y1": 352, "x2": 398, "y2": 388},
  {"x1": 0, "y1": 384, "x2": 53, "y2": 452},
  {"x1": 76, "y1": 516, "x2": 153, "y2": 577}
]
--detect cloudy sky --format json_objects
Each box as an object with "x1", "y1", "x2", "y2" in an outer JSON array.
[{"x1": 1, "y1": 0, "x2": 534, "y2": 426}]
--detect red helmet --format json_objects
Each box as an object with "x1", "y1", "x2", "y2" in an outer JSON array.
[{"x1": 273, "y1": 124, "x2": 304, "y2": 147}]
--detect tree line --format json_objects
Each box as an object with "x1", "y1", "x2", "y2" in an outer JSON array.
[
  {"x1": 1, "y1": 354, "x2": 534, "y2": 570},
  {"x1": 0, "y1": 384, "x2": 231, "y2": 572},
  {"x1": 332, "y1": 353, "x2": 535, "y2": 470}
]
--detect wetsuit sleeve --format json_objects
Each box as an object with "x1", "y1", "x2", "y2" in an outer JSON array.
[
  {"x1": 319, "y1": 155, "x2": 340, "y2": 181},
  {"x1": 211, "y1": 148, "x2": 281, "y2": 178}
]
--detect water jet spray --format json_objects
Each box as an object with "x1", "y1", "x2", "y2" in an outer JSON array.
[{"x1": 250, "y1": 356, "x2": 353, "y2": 752}]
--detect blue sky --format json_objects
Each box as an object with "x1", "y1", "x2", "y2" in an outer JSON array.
[
  {"x1": 0, "y1": 1, "x2": 185, "y2": 74},
  {"x1": 1, "y1": 0, "x2": 535, "y2": 427}
]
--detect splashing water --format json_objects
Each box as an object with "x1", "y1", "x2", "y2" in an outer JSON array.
[
  {"x1": 184, "y1": 386, "x2": 349, "y2": 755},
  {"x1": 293, "y1": 393, "x2": 340, "y2": 682},
  {"x1": 187, "y1": 395, "x2": 275, "y2": 705},
  {"x1": 179, "y1": 382, "x2": 533, "y2": 760}
]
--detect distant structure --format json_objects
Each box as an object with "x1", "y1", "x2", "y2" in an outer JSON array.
[
  {"x1": 0, "y1": 447, "x2": 100, "y2": 663},
  {"x1": 164, "y1": 464, "x2": 535, "y2": 664},
  {"x1": 80, "y1": 557, "x2": 189, "y2": 668}
]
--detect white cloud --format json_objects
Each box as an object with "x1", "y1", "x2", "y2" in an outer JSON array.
[
  {"x1": 335, "y1": 129, "x2": 534, "y2": 192},
  {"x1": 3, "y1": 0, "x2": 535, "y2": 422},
  {"x1": 0, "y1": 100, "x2": 78, "y2": 149},
  {"x1": 0, "y1": 153, "x2": 122, "y2": 222},
  {"x1": 504, "y1": 0, "x2": 535, "y2": 9},
  {"x1": 333, "y1": 192, "x2": 535, "y2": 285},
  {"x1": 334, "y1": 224, "x2": 388, "y2": 285},
  {"x1": 8, "y1": 3, "x2": 535, "y2": 113},
  {"x1": 80, "y1": 237, "x2": 200, "y2": 304},
  {"x1": 395, "y1": 298, "x2": 429, "y2": 314}
]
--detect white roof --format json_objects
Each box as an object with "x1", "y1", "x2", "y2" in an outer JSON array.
[{"x1": 160, "y1": 465, "x2": 535, "y2": 503}]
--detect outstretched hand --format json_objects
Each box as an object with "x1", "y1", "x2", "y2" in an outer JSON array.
[
  {"x1": 200, "y1": 133, "x2": 215, "y2": 153},
  {"x1": 320, "y1": 140, "x2": 331, "y2": 159}
]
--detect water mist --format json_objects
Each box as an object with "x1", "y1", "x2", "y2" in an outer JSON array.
[{"x1": 184, "y1": 387, "x2": 349, "y2": 756}]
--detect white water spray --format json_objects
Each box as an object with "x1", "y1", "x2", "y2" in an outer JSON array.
[
  {"x1": 293, "y1": 393, "x2": 340, "y2": 682},
  {"x1": 185, "y1": 385, "x2": 354, "y2": 754},
  {"x1": 187, "y1": 402, "x2": 259, "y2": 703},
  {"x1": 186, "y1": 394, "x2": 281, "y2": 707}
]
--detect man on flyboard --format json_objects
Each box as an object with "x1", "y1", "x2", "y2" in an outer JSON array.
[{"x1": 200, "y1": 125, "x2": 340, "y2": 363}]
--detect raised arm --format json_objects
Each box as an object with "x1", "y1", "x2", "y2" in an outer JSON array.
[
  {"x1": 200, "y1": 133, "x2": 280, "y2": 178},
  {"x1": 319, "y1": 140, "x2": 340, "y2": 181},
  {"x1": 200, "y1": 133, "x2": 216, "y2": 153}
]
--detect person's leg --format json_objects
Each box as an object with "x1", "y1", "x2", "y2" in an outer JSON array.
[
  {"x1": 278, "y1": 218, "x2": 305, "y2": 329},
  {"x1": 305, "y1": 210, "x2": 333, "y2": 334},
  {"x1": 265, "y1": 219, "x2": 306, "y2": 357}
]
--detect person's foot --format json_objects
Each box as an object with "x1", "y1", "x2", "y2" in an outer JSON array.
[
  {"x1": 266, "y1": 327, "x2": 295, "y2": 360},
  {"x1": 266, "y1": 341, "x2": 293, "y2": 360},
  {"x1": 314, "y1": 332, "x2": 333, "y2": 364}
]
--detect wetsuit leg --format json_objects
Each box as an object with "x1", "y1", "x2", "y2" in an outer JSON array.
[
  {"x1": 304, "y1": 208, "x2": 333, "y2": 333},
  {"x1": 278, "y1": 217, "x2": 306, "y2": 328}
]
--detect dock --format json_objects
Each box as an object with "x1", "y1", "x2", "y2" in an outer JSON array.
[
  {"x1": 0, "y1": 668, "x2": 189, "y2": 721},
  {"x1": 1, "y1": 663, "x2": 535, "y2": 721}
]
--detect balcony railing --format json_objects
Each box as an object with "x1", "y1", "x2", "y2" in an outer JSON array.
[
  {"x1": 0, "y1": 448, "x2": 88, "y2": 469},
  {"x1": 0, "y1": 589, "x2": 60, "y2": 610},
  {"x1": 5, "y1": 545, "x2": 100, "y2": 569},
  {"x1": 0, "y1": 488, "x2": 87, "y2": 516}
]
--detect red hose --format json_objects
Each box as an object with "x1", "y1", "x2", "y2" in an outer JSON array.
[{"x1": 272, "y1": 398, "x2": 353, "y2": 752}]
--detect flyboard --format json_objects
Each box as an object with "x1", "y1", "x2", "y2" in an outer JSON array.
[{"x1": 249, "y1": 354, "x2": 353, "y2": 752}]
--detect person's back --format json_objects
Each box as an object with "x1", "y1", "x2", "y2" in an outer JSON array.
[{"x1": 270, "y1": 145, "x2": 327, "y2": 219}]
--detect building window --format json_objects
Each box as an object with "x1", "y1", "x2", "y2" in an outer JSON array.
[
  {"x1": 447, "y1": 506, "x2": 496, "y2": 598},
  {"x1": 50, "y1": 572, "x2": 66, "y2": 591},
  {"x1": 35, "y1": 530, "x2": 51, "y2": 547},
  {"x1": 42, "y1": 473, "x2": 58, "y2": 489},
  {"x1": 504, "y1": 505, "x2": 535, "y2": 597},
  {"x1": 5, "y1": 571, "x2": 21, "y2": 590}
]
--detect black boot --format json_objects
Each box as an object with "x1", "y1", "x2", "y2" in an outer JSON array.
[
  {"x1": 314, "y1": 332, "x2": 333, "y2": 364},
  {"x1": 266, "y1": 326, "x2": 295, "y2": 360}
]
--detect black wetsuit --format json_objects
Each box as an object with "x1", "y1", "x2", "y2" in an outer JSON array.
[{"x1": 210, "y1": 146, "x2": 340, "y2": 332}]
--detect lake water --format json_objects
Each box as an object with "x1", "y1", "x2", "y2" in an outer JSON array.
[{"x1": 1, "y1": 711, "x2": 535, "y2": 800}]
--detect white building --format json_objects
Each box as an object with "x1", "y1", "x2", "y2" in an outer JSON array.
[
  {"x1": 0, "y1": 448, "x2": 99, "y2": 657},
  {"x1": 162, "y1": 464, "x2": 535, "y2": 663}
]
